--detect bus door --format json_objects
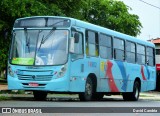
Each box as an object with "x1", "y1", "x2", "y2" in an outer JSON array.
[{"x1": 69, "y1": 29, "x2": 85, "y2": 92}]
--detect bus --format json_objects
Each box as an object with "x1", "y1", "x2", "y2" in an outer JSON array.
[
  {"x1": 156, "y1": 44, "x2": 160, "y2": 90},
  {"x1": 7, "y1": 16, "x2": 156, "y2": 101}
]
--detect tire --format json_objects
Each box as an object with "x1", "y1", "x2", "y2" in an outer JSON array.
[
  {"x1": 33, "y1": 91, "x2": 47, "y2": 101},
  {"x1": 122, "y1": 81, "x2": 140, "y2": 101},
  {"x1": 131, "y1": 81, "x2": 140, "y2": 101},
  {"x1": 79, "y1": 77, "x2": 94, "y2": 101}
]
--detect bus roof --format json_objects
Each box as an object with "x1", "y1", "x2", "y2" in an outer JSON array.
[
  {"x1": 15, "y1": 16, "x2": 155, "y2": 48},
  {"x1": 70, "y1": 18, "x2": 155, "y2": 48}
]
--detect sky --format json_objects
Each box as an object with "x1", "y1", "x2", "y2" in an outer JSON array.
[{"x1": 120, "y1": 0, "x2": 160, "y2": 41}]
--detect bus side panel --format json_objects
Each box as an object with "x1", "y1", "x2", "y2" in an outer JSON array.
[
  {"x1": 69, "y1": 56, "x2": 86, "y2": 92},
  {"x1": 98, "y1": 59, "x2": 110, "y2": 92},
  {"x1": 99, "y1": 60, "x2": 134, "y2": 93},
  {"x1": 98, "y1": 60, "x2": 155, "y2": 93},
  {"x1": 124, "y1": 63, "x2": 136, "y2": 92},
  {"x1": 126, "y1": 64, "x2": 156, "y2": 92},
  {"x1": 139, "y1": 65, "x2": 156, "y2": 92},
  {"x1": 145, "y1": 66, "x2": 156, "y2": 91},
  {"x1": 69, "y1": 56, "x2": 100, "y2": 92},
  {"x1": 126, "y1": 63, "x2": 148, "y2": 92},
  {"x1": 110, "y1": 60, "x2": 127, "y2": 92}
]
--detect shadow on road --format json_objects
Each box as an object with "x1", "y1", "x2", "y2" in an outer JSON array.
[{"x1": 4, "y1": 95, "x2": 132, "y2": 102}]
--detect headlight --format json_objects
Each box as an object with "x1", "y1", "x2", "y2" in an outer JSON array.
[
  {"x1": 57, "y1": 65, "x2": 67, "y2": 78},
  {"x1": 8, "y1": 66, "x2": 14, "y2": 77}
]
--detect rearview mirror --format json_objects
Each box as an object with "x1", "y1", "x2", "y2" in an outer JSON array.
[
  {"x1": 69, "y1": 37, "x2": 75, "y2": 53},
  {"x1": 74, "y1": 33, "x2": 79, "y2": 43}
]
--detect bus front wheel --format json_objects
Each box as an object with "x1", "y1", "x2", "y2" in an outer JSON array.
[
  {"x1": 33, "y1": 91, "x2": 48, "y2": 101},
  {"x1": 79, "y1": 77, "x2": 94, "y2": 101}
]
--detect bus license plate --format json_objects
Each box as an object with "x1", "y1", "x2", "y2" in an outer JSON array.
[{"x1": 29, "y1": 83, "x2": 39, "y2": 87}]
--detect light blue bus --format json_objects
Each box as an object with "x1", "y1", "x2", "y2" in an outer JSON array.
[{"x1": 8, "y1": 16, "x2": 156, "y2": 101}]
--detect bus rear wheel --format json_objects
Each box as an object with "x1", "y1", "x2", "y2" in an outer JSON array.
[
  {"x1": 122, "y1": 81, "x2": 140, "y2": 101},
  {"x1": 33, "y1": 91, "x2": 48, "y2": 101},
  {"x1": 79, "y1": 77, "x2": 94, "y2": 101}
]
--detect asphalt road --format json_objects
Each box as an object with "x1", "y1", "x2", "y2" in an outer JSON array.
[
  {"x1": 1, "y1": 95, "x2": 160, "y2": 115},
  {"x1": 0, "y1": 97, "x2": 160, "y2": 107},
  {"x1": 0, "y1": 97, "x2": 160, "y2": 116}
]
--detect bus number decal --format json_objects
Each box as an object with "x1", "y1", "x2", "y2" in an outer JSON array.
[{"x1": 88, "y1": 61, "x2": 97, "y2": 68}]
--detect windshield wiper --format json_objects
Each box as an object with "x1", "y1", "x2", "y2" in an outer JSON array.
[
  {"x1": 37, "y1": 19, "x2": 69, "y2": 51},
  {"x1": 37, "y1": 27, "x2": 56, "y2": 51},
  {"x1": 41, "y1": 27, "x2": 56, "y2": 44},
  {"x1": 42, "y1": 19, "x2": 69, "y2": 43},
  {"x1": 24, "y1": 28, "x2": 30, "y2": 53},
  {"x1": 38, "y1": 35, "x2": 44, "y2": 51}
]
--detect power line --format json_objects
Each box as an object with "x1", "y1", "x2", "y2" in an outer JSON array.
[{"x1": 138, "y1": 0, "x2": 160, "y2": 10}]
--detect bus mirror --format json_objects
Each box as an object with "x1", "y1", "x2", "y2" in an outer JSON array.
[
  {"x1": 69, "y1": 37, "x2": 75, "y2": 53},
  {"x1": 74, "y1": 33, "x2": 79, "y2": 43}
]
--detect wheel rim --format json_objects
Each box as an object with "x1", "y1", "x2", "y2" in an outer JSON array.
[
  {"x1": 86, "y1": 82, "x2": 92, "y2": 96},
  {"x1": 134, "y1": 83, "x2": 139, "y2": 99},
  {"x1": 135, "y1": 87, "x2": 139, "y2": 98}
]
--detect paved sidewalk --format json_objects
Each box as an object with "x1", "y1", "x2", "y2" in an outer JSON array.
[{"x1": 140, "y1": 91, "x2": 160, "y2": 100}]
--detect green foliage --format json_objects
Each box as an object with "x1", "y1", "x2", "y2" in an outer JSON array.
[
  {"x1": 0, "y1": 0, "x2": 63, "y2": 71},
  {"x1": 0, "y1": 95, "x2": 11, "y2": 101},
  {"x1": 0, "y1": 0, "x2": 142, "y2": 71},
  {"x1": 81, "y1": 0, "x2": 142, "y2": 36}
]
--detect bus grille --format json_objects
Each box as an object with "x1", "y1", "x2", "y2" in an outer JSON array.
[
  {"x1": 18, "y1": 75, "x2": 53, "y2": 81},
  {"x1": 17, "y1": 70, "x2": 54, "y2": 81}
]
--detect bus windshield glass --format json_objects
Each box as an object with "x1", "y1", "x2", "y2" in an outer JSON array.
[{"x1": 11, "y1": 29, "x2": 68, "y2": 65}]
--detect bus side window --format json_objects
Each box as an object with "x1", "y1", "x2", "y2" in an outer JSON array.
[
  {"x1": 71, "y1": 31, "x2": 83, "y2": 54},
  {"x1": 126, "y1": 41, "x2": 136, "y2": 63},
  {"x1": 113, "y1": 38, "x2": 125, "y2": 61},
  {"x1": 137, "y1": 44, "x2": 146, "y2": 64},
  {"x1": 99, "y1": 34, "x2": 112, "y2": 59},
  {"x1": 86, "y1": 30, "x2": 99, "y2": 56},
  {"x1": 146, "y1": 47, "x2": 154, "y2": 66}
]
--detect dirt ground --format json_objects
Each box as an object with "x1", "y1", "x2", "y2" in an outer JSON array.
[{"x1": 0, "y1": 84, "x2": 8, "y2": 90}]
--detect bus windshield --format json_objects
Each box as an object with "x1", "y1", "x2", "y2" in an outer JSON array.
[{"x1": 11, "y1": 29, "x2": 68, "y2": 66}]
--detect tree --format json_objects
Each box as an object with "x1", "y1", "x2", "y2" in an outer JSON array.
[
  {"x1": 79, "y1": 0, "x2": 142, "y2": 36},
  {"x1": 40, "y1": 0, "x2": 86, "y2": 19},
  {"x1": 0, "y1": 0, "x2": 64, "y2": 72},
  {"x1": 0, "y1": 0, "x2": 142, "y2": 73}
]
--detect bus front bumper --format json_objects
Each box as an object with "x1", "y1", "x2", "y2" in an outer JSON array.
[{"x1": 7, "y1": 76, "x2": 69, "y2": 92}]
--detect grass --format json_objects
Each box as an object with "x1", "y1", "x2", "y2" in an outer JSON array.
[
  {"x1": 0, "y1": 95, "x2": 11, "y2": 101},
  {"x1": 0, "y1": 90, "x2": 25, "y2": 94}
]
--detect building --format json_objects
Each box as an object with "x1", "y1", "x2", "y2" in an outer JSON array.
[
  {"x1": 148, "y1": 38, "x2": 160, "y2": 91},
  {"x1": 148, "y1": 38, "x2": 160, "y2": 71}
]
